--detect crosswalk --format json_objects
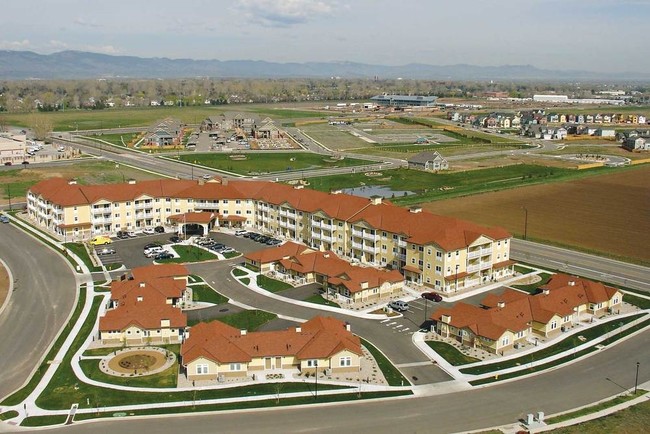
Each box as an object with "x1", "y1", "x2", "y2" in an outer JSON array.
[{"x1": 380, "y1": 318, "x2": 413, "y2": 334}]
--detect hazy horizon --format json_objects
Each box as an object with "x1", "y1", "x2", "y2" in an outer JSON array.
[{"x1": 2, "y1": 0, "x2": 647, "y2": 74}]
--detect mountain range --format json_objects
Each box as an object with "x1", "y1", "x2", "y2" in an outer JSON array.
[{"x1": 0, "y1": 50, "x2": 647, "y2": 81}]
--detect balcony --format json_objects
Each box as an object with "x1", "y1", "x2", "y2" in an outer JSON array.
[
  {"x1": 363, "y1": 244, "x2": 378, "y2": 253},
  {"x1": 480, "y1": 261, "x2": 492, "y2": 270},
  {"x1": 351, "y1": 242, "x2": 363, "y2": 250},
  {"x1": 351, "y1": 229, "x2": 363, "y2": 238},
  {"x1": 397, "y1": 239, "x2": 407, "y2": 247},
  {"x1": 363, "y1": 232, "x2": 377, "y2": 241},
  {"x1": 480, "y1": 248, "x2": 492, "y2": 256},
  {"x1": 321, "y1": 235, "x2": 333, "y2": 242},
  {"x1": 467, "y1": 264, "x2": 480, "y2": 273},
  {"x1": 468, "y1": 250, "x2": 481, "y2": 259}
]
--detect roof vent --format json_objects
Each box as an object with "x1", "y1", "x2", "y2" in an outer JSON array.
[
  {"x1": 497, "y1": 301, "x2": 505, "y2": 308},
  {"x1": 370, "y1": 195, "x2": 382, "y2": 205},
  {"x1": 568, "y1": 280, "x2": 575, "y2": 286},
  {"x1": 543, "y1": 288, "x2": 550, "y2": 295},
  {"x1": 68, "y1": 179, "x2": 77, "y2": 185},
  {"x1": 240, "y1": 329, "x2": 247, "y2": 335},
  {"x1": 345, "y1": 322, "x2": 351, "y2": 332},
  {"x1": 409, "y1": 206, "x2": 422, "y2": 213},
  {"x1": 331, "y1": 189, "x2": 343, "y2": 195},
  {"x1": 139, "y1": 282, "x2": 146, "y2": 288},
  {"x1": 127, "y1": 179, "x2": 136, "y2": 185},
  {"x1": 296, "y1": 326, "x2": 302, "y2": 333},
  {"x1": 294, "y1": 185, "x2": 304, "y2": 190}
]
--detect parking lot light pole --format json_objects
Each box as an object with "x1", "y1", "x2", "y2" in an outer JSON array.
[
  {"x1": 635, "y1": 362, "x2": 640, "y2": 394},
  {"x1": 314, "y1": 360, "x2": 318, "y2": 400},
  {"x1": 455, "y1": 264, "x2": 460, "y2": 293}
]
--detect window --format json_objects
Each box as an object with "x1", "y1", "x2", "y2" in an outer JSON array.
[
  {"x1": 339, "y1": 356, "x2": 351, "y2": 367},
  {"x1": 426, "y1": 277, "x2": 431, "y2": 283},
  {"x1": 613, "y1": 296, "x2": 619, "y2": 304},
  {"x1": 229, "y1": 363, "x2": 241, "y2": 371},
  {"x1": 418, "y1": 260, "x2": 423, "y2": 266},
  {"x1": 411, "y1": 258, "x2": 416, "y2": 264},
  {"x1": 435, "y1": 266, "x2": 442, "y2": 274},
  {"x1": 196, "y1": 364, "x2": 209, "y2": 374},
  {"x1": 502, "y1": 336, "x2": 510, "y2": 346},
  {"x1": 382, "y1": 244, "x2": 387, "y2": 251},
  {"x1": 456, "y1": 251, "x2": 459, "y2": 257},
  {"x1": 436, "y1": 251, "x2": 442, "y2": 258},
  {"x1": 550, "y1": 320, "x2": 558, "y2": 330},
  {"x1": 435, "y1": 279, "x2": 441, "y2": 287},
  {"x1": 427, "y1": 248, "x2": 432, "y2": 255},
  {"x1": 426, "y1": 263, "x2": 431, "y2": 269},
  {"x1": 126, "y1": 202, "x2": 131, "y2": 206},
  {"x1": 418, "y1": 246, "x2": 424, "y2": 252},
  {"x1": 235, "y1": 199, "x2": 241, "y2": 204},
  {"x1": 306, "y1": 359, "x2": 318, "y2": 367},
  {"x1": 447, "y1": 252, "x2": 451, "y2": 258},
  {"x1": 516, "y1": 330, "x2": 525, "y2": 339}
]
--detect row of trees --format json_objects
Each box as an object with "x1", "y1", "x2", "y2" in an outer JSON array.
[{"x1": 0, "y1": 78, "x2": 648, "y2": 113}]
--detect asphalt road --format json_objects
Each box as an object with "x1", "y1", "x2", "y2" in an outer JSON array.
[
  {"x1": 0, "y1": 223, "x2": 77, "y2": 400},
  {"x1": 29, "y1": 328, "x2": 649, "y2": 434},
  {"x1": 512, "y1": 239, "x2": 650, "y2": 292}
]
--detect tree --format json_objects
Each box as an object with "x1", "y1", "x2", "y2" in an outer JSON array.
[{"x1": 27, "y1": 113, "x2": 54, "y2": 141}]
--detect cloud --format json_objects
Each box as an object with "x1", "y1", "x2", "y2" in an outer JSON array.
[
  {"x1": 45, "y1": 40, "x2": 119, "y2": 54},
  {"x1": 0, "y1": 39, "x2": 31, "y2": 50},
  {"x1": 234, "y1": 0, "x2": 337, "y2": 27},
  {"x1": 73, "y1": 17, "x2": 103, "y2": 28}
]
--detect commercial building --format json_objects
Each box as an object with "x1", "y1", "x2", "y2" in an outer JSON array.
[
  {"x1": 27, "y1": 177, "x2": 512, "y2": 292},
  {"x1": 370, "y1": 94, "x2": 438, "y2": 107}
]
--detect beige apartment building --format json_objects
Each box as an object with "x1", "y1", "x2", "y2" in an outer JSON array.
[{"x1": 27, "y1": 177, "x2": 513, "y2": 292}]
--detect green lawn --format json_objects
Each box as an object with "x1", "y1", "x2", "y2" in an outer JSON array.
[
  {"x1": 79, "y1": 358, "x2": 179, "y2": 388},
  {"x1": 622, "y1": 293, "x2": 650, "y2": 310},
  {"x1": 173, "y1": 152, "x2": 373, "y2": 175},
  {"x1": 304, "y1": 293, "x2": 340, "y2": 308},
  {"x1": 0, "y1": 411, "x2": 18, "y2": 421},
  {"x1": 158, "y1": 245, "x2": 218, "y2": 263},
  {"x1": 21, "y1": 415, "x2": 68, "y2": 427},
  {"x1": 192, "y1": 284, "x2": 228, "y2": 305},
  {"x1": 546, "y1": 390, "x2": 646, "y2": 425},
  {"x1": 223, "y1": 250, "x2": 241, "y2": 259},
  {"x1": 425, "y1": 341, "x2": 481, "y2": 366},
  {"x1": 240, "y1": 277, "x2": 251, "y2": 285},
  {"x1": 360, "y1": 338, "x2": 409, "y2": 387},
  {"x1": 257, "y1": 274, "x2": 293, "y2": 292},
  {"x1": 462, "y1": 313, "x2": 646, "y2": 376},
  {"x1": 216, "y1": 310, "x2": 278, "y2": 331},
  {"x1": 512, "y1": 272, "x2": 553, "y2": 294},
  {"x1": 349, "y1": 142, "x2": 527, "y2": 158},
  {"x1": 64, "y1": 242, "x2": 102, "y2": 272},
  {"x1": 233, "y1": 268, "x2": 248, "y2": 277}
]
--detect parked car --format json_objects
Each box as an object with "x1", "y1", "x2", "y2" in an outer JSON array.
[
  {"x1": 235, "y1": 230, "x2": 248, "y2": 236},
  {"x1": 116, "y1": 231, "x2": 129, "y2": 239},
  {"x1": 143, "y1": 242, "x2": 162, "y2": 250},
  {"x1": 144, "y1": 247, "x2": 164, "y2": 257},
  {"x1": 169, "y1": 236, "x2": 182, "y2": 243},
  {"x1": 388, "y1": 300, "x2": 409, "y2": 312},
  {"x1": 421, "y1": 292, "x2": 443, "y2": 302},
  {"x1": 154, "y1": 251, "x2": 174, "y2": 260},
  {"x1": 89, "y1": 236, "x2": 112, "y2": 246},
  {"x1": 142, "y1": 228, "x2": 155, "y2": 235},
  {"x1": 127, "y1": 231, "x2": 137, "y2": 238},
  {"x1": 96, "y1": 248, "x2": 116, "y2": 256},
  {"x1": 0, "y1": 215, "x2": 10, "y2": 224},
  {"x1": 154, "y1": 226, "x2": 165, "y2": 233}
]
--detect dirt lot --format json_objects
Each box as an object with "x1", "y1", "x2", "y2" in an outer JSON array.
[{"x1": 422, "y1": 165, "x2": 650, "y2": 263}]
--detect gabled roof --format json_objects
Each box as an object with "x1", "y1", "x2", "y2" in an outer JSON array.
[
  {"x1": 110, "y1": 276, "x2": 186, "y2": 301},
  {"x1": 244, "y1": 241, "x2": 314, "y2": 264},
  {"x1": 181, "y1": 316, "x2": 361, "y2": 365}
]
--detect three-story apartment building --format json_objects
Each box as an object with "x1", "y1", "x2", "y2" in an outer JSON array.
[{"x1": 28, "y1": 177, "x2": 513, "y2": 293}]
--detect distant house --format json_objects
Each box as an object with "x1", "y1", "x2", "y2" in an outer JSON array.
[
  {"x1": 623, "y1": 136, "x2": 650, "y2": 151},
  {"x1": 407, "y1": 151, "x2": 449, "y2": 172},
  {"x1": 145, "y1": 118, "x2": 184, "y2": 147},
  {"x1": 595, "y1": 128, "x2": 616, "y2": 138},
  {"x1": 181, "y1": 316, "x2": 363, "y2": 381}
]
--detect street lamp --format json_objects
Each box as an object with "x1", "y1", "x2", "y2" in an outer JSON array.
[
  {"x1": 314, "y1": 360, "x2": 318, "y2": 400},
  {"x1": 634, "y1": 362, "x2": 640, "y2": 395},
  {"x1": 455, "y1": 264, "x2": 460, "y2": 292},
  {"x1": 521, "y1": 206, "x2": 528, "y2": 240}
]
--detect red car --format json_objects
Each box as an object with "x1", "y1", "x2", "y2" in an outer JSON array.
[{"x1": 422, "y1": 292, "x2": 443, "y2": 302}]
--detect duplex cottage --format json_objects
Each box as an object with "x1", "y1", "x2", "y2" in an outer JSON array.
[
  {"x1": 430, "y1": 274, "x2": 623, "y2": 354},
  {"x1": 181, "y1": 316, "x2": 362, "y2": 381},
  {"x1": 98, "y1": 264, "x2": 189, "y2": 345}
]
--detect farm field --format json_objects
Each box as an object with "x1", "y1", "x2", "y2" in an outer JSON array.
[
  {"x1": 307, "y1": 164, "x2": 620, "y2": 206},
  {"x1": 421, "y1": 164, "x2": 650, "y2": 264},
  {"x1": 0, "y1": 160, "x2": 164, "y2": 204},
  {"x1": 174, "y1": 152, "x2": 373, "y2": 175}
]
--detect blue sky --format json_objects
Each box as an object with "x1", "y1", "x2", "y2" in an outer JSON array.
[{"x1": 2, "y1": 0, "x2": 647, "y2": 73}]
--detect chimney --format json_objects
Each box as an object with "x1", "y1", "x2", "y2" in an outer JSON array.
[
  {"x1": 370, "y1": 195, "x2": 382, "y2": 205},
  {"x1": 543, "y1": 288, "x2": 550, "y2": 295},
  {"x1": 127, "y1": 179, "x2": 136, "y2": 185},
  {"x1": 345, "y1": 322, "x2": 351, "y2": 332},
  {"x1": 296, "y1": 326, "x2": 302, "y2": 333},
  {"x1": 137, "y1": 296, "x2": 143, "y2": 302},
  {"x1": 568, "y1": 280, "x2": 575, "y2": 286},
  {"x1": 497, "y1": 301, "x2": 505, "y2": 308},
  {"x1": 240, "y1": 329, "x2": 247, "y2": 335},
  {"x1": 222, "y1": 178, "x2": 229, "y2": 186},
  {"x1": 139, "y1": 282, "x2": 146, "y2": 288},
  {"x1": 409, "y1": 206, "x2": 422, "y2": 213},
  {"x1": 198, "y1": 178, "x2": 205, "y2": 186},
  {"x1": 68, "y1": 179, "x2": 77, "y2": 185},
  {"x1": 331, "y1": 189, "x2": 343, "y2": 195}
]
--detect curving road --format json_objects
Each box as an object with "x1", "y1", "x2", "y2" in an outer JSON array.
[{"x1": 0, "y1": 223, "x2": 78, "y2": 400}]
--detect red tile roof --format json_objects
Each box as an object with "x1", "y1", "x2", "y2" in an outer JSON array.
[
  {"x1": 169, "y1": 212, "x2": 217, "y2": 224},
  {"x1": 110, "y1": 277, "x2": 186, "y2": 301},
  {"x1": 181, "y1": 316, "x2": 361, "y2": 365},
  {"x1": 244, "y1": 241, "x2": 314, "y2": 264}
]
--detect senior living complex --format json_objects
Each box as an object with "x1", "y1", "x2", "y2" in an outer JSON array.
[{"x1": 27, "y1": 176, "x2": 513, "y2": 293}]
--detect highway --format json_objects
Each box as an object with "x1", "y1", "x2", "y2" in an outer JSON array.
[
  {"x1": 512, "y1": 239, "x2": 650, "y2": 292},
  {"x1": 0, "y1": 223, "x2": 77, "y2": 401}
]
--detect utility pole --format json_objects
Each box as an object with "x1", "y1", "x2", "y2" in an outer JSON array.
[
  {"x1": 635, "y1": 362, "x2": 640, "y2": 394},
  {"x1": 522, "y1": 206, "x2": 528, "y2": 240}
]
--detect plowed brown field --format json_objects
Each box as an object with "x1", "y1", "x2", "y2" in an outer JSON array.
[{"x1": 422, "y1": 165, "x2": 650, "y2": 263}]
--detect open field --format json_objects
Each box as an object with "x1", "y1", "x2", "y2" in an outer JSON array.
[
  {"x1": 0, "y1": 160, "x2": 163, "y2": 204},
  {"x1": 174, "y1": 152, "x2": 372, "y2": 175},
  {"x1": 307, "y1": 164, "x2": 626, "y2": 206},
  {"x1": 0, "y1": 105, "x2": 331, "y2": 132},
  {"x1": 301, "y1": 124, "x2": 371, "y2": 150},
  {"x1": 349, "y1": 143, "x2": 528, "y2": 159},
  {"x1": 422, "y1": 165, "x2": 650, "y2": 263}
]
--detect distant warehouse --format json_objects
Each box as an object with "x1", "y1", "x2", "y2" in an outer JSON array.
[{"x1": 370, "y1": 94, "x2": 438, "y2": 107}]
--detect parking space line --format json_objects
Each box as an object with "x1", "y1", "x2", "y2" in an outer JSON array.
[
  {"x1": 394, "y1": 324, "x2": 403, "y2": 329},
  {"x1": 410, "y1": 305, "x2": 423, "y2": 311}
]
